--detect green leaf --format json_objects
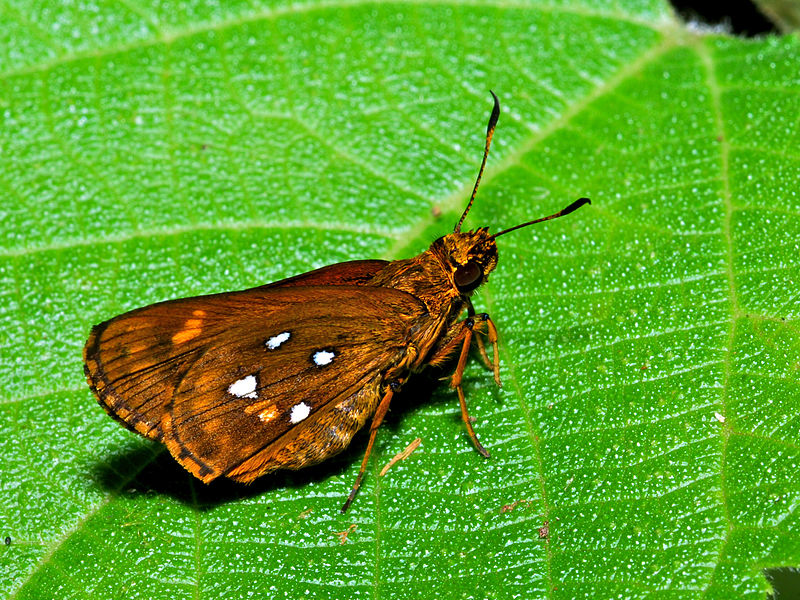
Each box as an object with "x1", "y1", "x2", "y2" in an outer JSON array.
[{"x1": 2, "y1": 2, "x2": 799, "y2": 599}]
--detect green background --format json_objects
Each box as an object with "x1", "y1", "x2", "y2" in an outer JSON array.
[{"x1": 1, "y1": 1, "x2": 799, "y2": 598}]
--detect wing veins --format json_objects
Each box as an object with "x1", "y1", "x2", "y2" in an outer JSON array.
[{"x1": 222, "y1": 361, "x2": 389, "y2": 475}]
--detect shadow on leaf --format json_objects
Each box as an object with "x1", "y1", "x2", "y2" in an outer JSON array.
[{"x1": 87, "y1": 368, "x2": 465, "y2": 510}]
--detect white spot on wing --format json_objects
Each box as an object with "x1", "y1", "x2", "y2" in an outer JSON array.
[
  {"x1": 266, "y1": 331, "x2": 290, "y2": 350},
  {"x1": 290, "y1": 402, "x2": 311, "y2": 423},
  {"x1": 313, "y1": 350, "x2": 335, "y2": 366},
  {"x1": 229, "y1": 375, "x2": 258, "y2": 399}
]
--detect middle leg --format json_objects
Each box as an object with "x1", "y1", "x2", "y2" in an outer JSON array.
[{"x1": 427, "y1": 316, "x2": 492, "y2": 458}]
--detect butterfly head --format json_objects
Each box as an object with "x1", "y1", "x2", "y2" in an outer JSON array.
[
  {"x1": 434, "y1": 192, "x2": 591, "y2": 296},
  {"x1": 423, "y1": 93, "x2": 590, "y2": 297},
  {"x1": 446, "y1": 92, "x2": 590, "y2": 296},
  {"x1": 434, "y1": 228, "x2": 498, "y2": 295}
]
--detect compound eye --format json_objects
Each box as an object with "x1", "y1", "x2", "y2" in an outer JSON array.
[{"x1": 454, "y1": 262, "x2": 483, "y2": 293}]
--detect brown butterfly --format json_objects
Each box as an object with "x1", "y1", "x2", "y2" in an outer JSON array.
[{"x1": 84, "y1": 92, "x2": 590, "y2": 511}]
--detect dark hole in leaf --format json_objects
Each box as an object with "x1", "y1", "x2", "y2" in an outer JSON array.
[
  {"x1": 669, "y1": 0, "x2": 778, "y2": 36},
  {"x1": 766, "y1": 567, "x2": 800, "y2": 599}
]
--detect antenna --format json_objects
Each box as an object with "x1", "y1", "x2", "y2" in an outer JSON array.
[
  {"x1": 491, "y1": 197, "x2": 591, "y2": 239},
  {"x1": 454, "y1": 91, "x2": 500, "y2": 233}
]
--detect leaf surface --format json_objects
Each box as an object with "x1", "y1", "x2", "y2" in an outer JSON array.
[{"x1": 1, "y1": 2, "x2": 799, "y2": 599}]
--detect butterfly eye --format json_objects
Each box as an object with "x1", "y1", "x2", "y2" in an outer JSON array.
[{"x1": 454, "y1": 261, "x2": 483, "y2": 293}]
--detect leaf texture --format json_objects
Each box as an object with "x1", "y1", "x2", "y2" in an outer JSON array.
[{"x1": 1, "y1": 1, "x2": 798, "y2": 599}]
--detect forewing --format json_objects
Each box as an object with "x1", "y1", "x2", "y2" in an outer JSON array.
[
  {"x1": 84, "y1": 260, "x2": 388, "y2": 440},
  {"x1": 262, "y1": 259, "x2": 388, "y2": 288},
  {"x1": 84, "y1": 283, "x2": 426, "y2": 482}
]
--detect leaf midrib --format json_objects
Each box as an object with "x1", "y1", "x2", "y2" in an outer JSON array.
[{"x1": 696, "y1": 37, "x2": 735, "y2": 600}]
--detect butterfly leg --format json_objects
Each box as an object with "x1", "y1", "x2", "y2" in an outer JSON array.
[
  {"x1": 473, "y1": 329, "x2": 493, "y2": 370},
  {"x1": 462, "y1": 302, "x2": 502, "y2": 389},
  {"x1": 452, "y1": 318, "x2": 492, "y2": 459},
  {"x1": 466, "y1": 301, "x2": 493, "y2": 371},
  {"x1": 466, "y1": 301, "x2": 501, "y2": 387},
  {"x1": 428, "y1": 316, "x2": 492, "y2": 458},
  {"x1": 341, "y1": 381, "x2": 399, "y2": 513}
]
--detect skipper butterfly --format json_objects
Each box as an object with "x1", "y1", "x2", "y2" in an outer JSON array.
[{"x1": 84, "y1": 92, "x2": 590, "y2": 511}]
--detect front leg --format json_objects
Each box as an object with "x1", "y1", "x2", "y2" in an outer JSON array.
[{"x1": 466, "y1": 300, "x2": 501, "y2": 386}]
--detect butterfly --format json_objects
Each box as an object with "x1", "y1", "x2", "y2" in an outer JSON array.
[{"x1": 84, "y1": 92, "x2": 590, "y2": 511}]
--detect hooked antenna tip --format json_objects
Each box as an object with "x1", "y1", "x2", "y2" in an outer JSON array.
[{"x1": 561, "y1": 197, "x2": 591, "y2": 216}]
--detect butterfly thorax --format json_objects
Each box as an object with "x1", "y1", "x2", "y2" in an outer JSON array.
[{"x1": 368, "y1": 227, "x2": 498, "y2": 322}]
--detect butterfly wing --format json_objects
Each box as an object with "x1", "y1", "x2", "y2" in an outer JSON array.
[
  {"x1": 263, "y1": 259, "x2": 388, "y2": 288},
  {"x1": 85, "y1": 263, "x2": 427, "y2": 483},
  {"x1": 84, "y1": 260, "x2": 388, "y2": 440}
]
